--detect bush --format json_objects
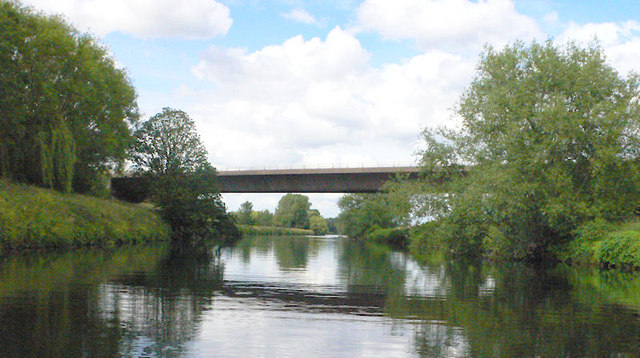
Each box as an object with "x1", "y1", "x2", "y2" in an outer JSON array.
[
  {"x1": 366, "y1": 227, "x2": 408, "y2": 248},
  {"x1": 595, "y1": 231, "x2": 640, "y2": 269}
]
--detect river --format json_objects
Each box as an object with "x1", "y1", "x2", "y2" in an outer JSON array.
[{"x1": 0, "y1": 235, "x2": 639, "y2": 357}]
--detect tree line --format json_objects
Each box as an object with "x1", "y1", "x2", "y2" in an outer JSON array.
[{"x1": 232, "y1": 194, "x2": 337, "y2": 236}]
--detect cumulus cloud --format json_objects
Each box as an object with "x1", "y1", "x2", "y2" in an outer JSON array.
[
  {"x1": 356, "y1": 0, "x2": 542, "y2": 49},
  {"x1": 281, "y1": 9, "x2": 320, "y2": 26},
  {"x1": 21, "y1": 0, "x2": 232, "y2": 38},
  {"x1": 558, "y1": 21, "x2": 640, "y2": 74},
  {"x1": 189, "y1": 27, "x2": 474, "y2": 171}
]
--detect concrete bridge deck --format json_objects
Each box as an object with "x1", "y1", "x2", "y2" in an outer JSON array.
[
  {"x1": 110, "y1": 166, "x2": 422, "y2": 202},
  {"x1": 216, "y1": 166, "x2": 421, "y2": 193}
]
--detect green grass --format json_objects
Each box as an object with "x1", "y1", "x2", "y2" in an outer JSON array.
[
  {"x1": 237, "y1": 225, "x2": 314, "y2": 236},
  {"x1": 0, "y1": 179, "x2": 170, "y2": 250}
]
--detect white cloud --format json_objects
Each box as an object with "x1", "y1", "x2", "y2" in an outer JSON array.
[
  {"x1": 356, "y1": 0, "x2": 542, "y2": 49},
  {"x1": 281, "y1": 8, "x2": 320, "y2": 26},
  {"x1": 189, "y1": 27, "x2": 474, "y2": 173},
  {"x1": 558, "y1": 21, "x2": 640, "y2": 74},
  {"x1": 22, "y1": 0, "x2": 232, "y2": 38}
]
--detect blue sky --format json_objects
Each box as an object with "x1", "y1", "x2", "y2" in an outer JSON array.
[{"x1": 22, "y1": 0, "x2": 640, "y2": 216}]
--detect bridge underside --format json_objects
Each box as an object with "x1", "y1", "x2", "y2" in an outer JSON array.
[
  {"x1": 110, "y1": 167, "x2": 421, "y2": 202},
  {"x1": 216, "y1": 167, "x2": 420, "y2": 193}
]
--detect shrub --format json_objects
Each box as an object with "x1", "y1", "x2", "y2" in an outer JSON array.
[
  {"x1": 367, "y1": 227, "x2": 408, "y2": 248},
  {"x1": 595, "y1": 231, "x2": 640, "y2": 269}
]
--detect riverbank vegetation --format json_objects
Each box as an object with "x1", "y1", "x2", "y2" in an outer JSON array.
[
  {"x1": 0, "y1": 179, "x2": 169, "y2": 251},
  {"x1": 338, "y1": 41, "x2": 640, "y2": 269},
  {"x1": 237, "y1": 225, "x2": 314, "y2": 236},
  {"x1": 232, "y1": 195, "x2": 334, "y2": 236}
]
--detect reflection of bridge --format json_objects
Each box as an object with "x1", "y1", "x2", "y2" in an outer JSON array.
[{"x1": 110, "y1": 166, "x2": 421, "y2": 202}]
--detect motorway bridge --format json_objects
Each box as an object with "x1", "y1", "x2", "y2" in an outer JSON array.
[
  {"x1": 215, "y1": 166, "x2": 420, "y2": 193},
  {"x1": 111, "y1": 166, "x2": 421, "y2": 202}
]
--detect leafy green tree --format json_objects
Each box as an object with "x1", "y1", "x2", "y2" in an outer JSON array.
[
  {"x1": 237, "y1": 201, "x2": 255, "y2": 225},
  {"x1": 414, "y1": 41, "x2": 640, "y2": 259},
  {"x1": 310, "y1": 215, "x2": 329, "y2": 235},
  {"x1": 274, "y1": 194, "x2": 311, "y2": 229},
  {"x1": 337, "y1": 193, "x2": 396, "y2": 238},
  {"x1": 132, "y1": 108, "x2": 237, "y2": 241},
  {"x1": 0, "y1": 1, "x2": 138, "y2": 194},
  {"x1": 251, "y1": 209, "x2": 274, "y2": 227}
]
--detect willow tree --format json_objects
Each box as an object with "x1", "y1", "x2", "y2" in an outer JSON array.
[
  {"x1": 0, "y1": 1, "x2": 137, "y2": 193},
  {"x1": 415, "y1": 41, "x2": 640, "y2": 259}
]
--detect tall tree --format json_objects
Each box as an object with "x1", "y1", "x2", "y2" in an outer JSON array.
[
  {"x1": 237, "y1": 201, "x2": 254, "y2": 225},
  {"x1": 274, "y1": 194, "x2": 312, "y2": 229},
  {"x1": 132, "y1": 108, "x2": 237, "y2": 241},
  {"x1": 0, "y1": 1, "x2": 138, "y2": 194},
  {"x1": 414, "y1": 41, "x2": 640, "y2": 259}
]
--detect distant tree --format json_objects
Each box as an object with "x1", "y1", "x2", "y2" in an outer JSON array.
[
  {"x1": 310, "y1": 215, "x2": 329, "y2": 235},
  {"x1": 132, "y1": 108, "x2": 237, "y2": 241},
  {"x1": 274, "y1": 194, "x2": 312, "y2": 229},
  {"x1": 0, "y1": 1, "x2": 138, "y2": 194},
  {"x1": 237, "y1": 201, "x2": 254, "y2": 225},
  {"x1": 325, "y1": 218, "x2": 339, "y2": 234},
  {"x1": 252, "y1": 209, "x2": 274, "y2": 227}
]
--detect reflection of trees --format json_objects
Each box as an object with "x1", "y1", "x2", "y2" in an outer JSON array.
[
  {"x1": 0, "y1": 247, "x2": 167, "y2": 357},
  {"x1": 335, "y1": 241, "x2": 640, "y2": 357},
  {"x1": 0, "y1": 244, "x2": 226, "y2": 358},
  {"x1": 238, "y1": 235, "x2": 325, "y2": 270},
  {"x1": 273, "y1": 236, "x2": 318, "y2": 269},
  {"x1": 410, "y1": 260, "x2": 640, "y2": 357},
  {"x1": 106, "y1": 245, "x2": 225, "y2": 357}
]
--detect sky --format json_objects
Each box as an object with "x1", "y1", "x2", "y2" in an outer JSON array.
[{"x1": 21, "y1": 0, "x2": 640, "y2": 217}]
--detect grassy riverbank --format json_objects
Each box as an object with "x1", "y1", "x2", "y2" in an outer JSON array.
[
  {"x1": 0, "y1": 180, "x2": 170, "y2": 251},
  {"x1": 238, "y1": 225, "x2": 313, "y2": 236}
]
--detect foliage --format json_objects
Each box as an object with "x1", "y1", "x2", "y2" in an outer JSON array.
[
  {"x1": 132, "y1": 108, "x2": 207, "y2": 175},
  {"x1": 412, "y1": 41, "x2": 640, "y2": 259},
  {"x1": 236, "y1": 201, "x2": 255, "y2": 225},
  {"x1": 0, "y1": 179, "x2": 169, "y2": 250},
  {"x1": 251, "y1": 209, "x2": 274, "y2": 227},
  {"x1": 337, "y1": 193, "x2": 396, "y2": 238},
  {"x1": 131, "y1": 108, "x2": 238, "y2": 242},
  {"x1": 309, "y1": 214, "x2": 329, "y2": 235},
  {"x1": 366, "y1": 226, "x2": 408, "y2": 248},
  {"x1": 0, "y1": 1, "x2": 138, "y2": 194},
  {"x1": 273, "y1": 194, "x2": 312, "y2": 229},
  {"x1": 325, "y1": 217, "x2": 339, "y2": 234},
  {"x1": 237, "y1": 225, "x2": 313, "y2": 236},
  {"x1": 595, "y1": 231, "x2": 640, "y2": 269}
]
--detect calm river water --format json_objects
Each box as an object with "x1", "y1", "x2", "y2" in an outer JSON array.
[{"x1": 1, "y1": 235, "x2": 640, "y2": 357}]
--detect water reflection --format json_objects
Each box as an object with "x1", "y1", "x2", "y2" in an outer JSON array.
[{"x1": 0, "y1": 237, "x2": 639, "y2": 357}]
